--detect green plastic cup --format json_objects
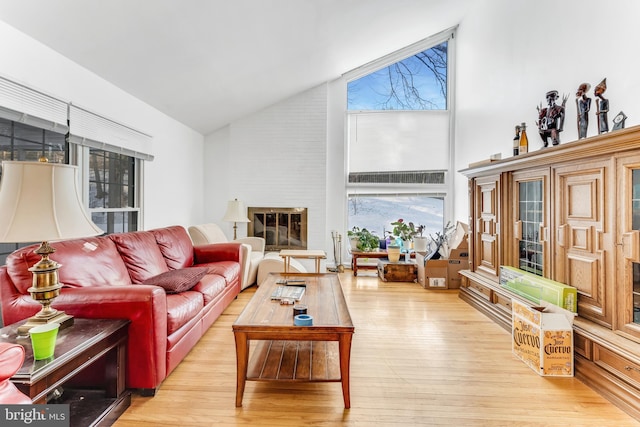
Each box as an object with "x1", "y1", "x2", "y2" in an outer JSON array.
[{"x1": 29, "y1": 323, "x2": 59, "y2": 360}]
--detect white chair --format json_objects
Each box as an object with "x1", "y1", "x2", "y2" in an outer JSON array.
[
  {"x1": 188, "y1": 223, "x2": 265, "y2": 290},
  {"x1": 256, "y1": 252, "x2": 307, "y2": 285}
]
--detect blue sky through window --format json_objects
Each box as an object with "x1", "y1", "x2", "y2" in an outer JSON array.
[{"x1": 348, "y1": 41, "x2": 447, "y2": 111}]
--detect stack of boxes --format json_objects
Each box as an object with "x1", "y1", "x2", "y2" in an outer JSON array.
[{"x1": 416, "y1": 236, "x2": 469, "y2": 289}]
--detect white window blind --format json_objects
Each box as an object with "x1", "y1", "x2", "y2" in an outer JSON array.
[
  {"x1": 348, "y1": 111, "x2": 449, "y2": 173},
  {"x1": 68, "y1": 105, "x2": 154, "y2": 161},
  {"x1": 0, "y1": 75, "x2": 69, "y2": 134}
]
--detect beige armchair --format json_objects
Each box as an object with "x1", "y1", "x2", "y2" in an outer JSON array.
[{"x1": 188, "y1": 223, "x2": 265, "y2": 290}]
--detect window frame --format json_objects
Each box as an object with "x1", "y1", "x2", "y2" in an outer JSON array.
[{"x1": 74, "y1": 144, "x2": 143, "y2": 235}]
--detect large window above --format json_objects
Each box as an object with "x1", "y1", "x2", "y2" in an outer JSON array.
[
  {"x1": 344, "y1": 28, "x2": 455, "y2": 239},
  {"x1": 347, "y1": 41, "x2": 447, "y2": 111}
]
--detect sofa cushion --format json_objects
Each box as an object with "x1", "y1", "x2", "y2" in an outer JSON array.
[
  {"x1": 165, "y1": 291, "x2": 204, "y2": 335},
  {"x1": 200, "y1": 261, "x2": 241, "y2": 287},
  {"x1": 151, "y1": 226, "x2": 194, "y2": 270},
  {"x1": 191, "y1": 273, "x2": 227, "y2": 305},
  {"x1": 110, "y1": 231, "x2": 169, "y2": 283},
  {"x1": 5, "y1": 237, "x2": 131, "y2": 294},
  {"x1": 142, "y1": 267, "x2": 208, "y2": 294}
]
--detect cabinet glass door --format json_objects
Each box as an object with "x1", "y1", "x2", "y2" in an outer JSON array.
[
  {"x1": 632, "y1": 170, "x2": 640, "y2": 324},
  {"x1": 512, "y1": 169, "x2": 549, "y2": 278},
  {"x1": 518, "y1": 180, "x2": 543, "y2": 275},
  {"x1": 616, "y1": 155, "x2": 640, "y2": 338}
]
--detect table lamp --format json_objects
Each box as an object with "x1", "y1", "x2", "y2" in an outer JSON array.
[
  {"x1": 0, "y1": 159, "x2": 103, "y2": 335},
  {"x1": 222, "y1": 198, "x2": 250, "y2": 240}
]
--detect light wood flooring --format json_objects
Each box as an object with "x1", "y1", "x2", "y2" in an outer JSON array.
[{"x1": 114, "y1": 272, "x2": 640, "y2": 426}]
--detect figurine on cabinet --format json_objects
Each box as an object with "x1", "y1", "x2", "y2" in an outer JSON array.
[
  {"x1": 595, "y1": 78, "x2": 609, "y2": 134},
  {"x1": 612, "y1": 111, "x2": 627, "y2": 131},
  {"x1": 575, "y1": 83, "x2": 591, "y2": 139},
  {"x1": 537, "y1": 90, "x2": 567, "y2": 147}
]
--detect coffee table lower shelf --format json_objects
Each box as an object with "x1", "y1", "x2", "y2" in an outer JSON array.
[{"x1": 247, "y1": 340, "x2": 341, "y2": 381}]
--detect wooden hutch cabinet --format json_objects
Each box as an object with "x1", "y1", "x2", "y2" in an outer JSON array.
[{"x1": 459, "y1": 125, "x2": 640, "y2": 419}]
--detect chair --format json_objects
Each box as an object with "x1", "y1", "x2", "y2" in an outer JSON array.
[
  {"x1": 188, "y1": 223, "x2": 265, "y2": 290},
  {"x1": 0, "y1": 343, "x2": 31, "y2": 404},
  {"x1": 256, "y1": 252, "x2": 307, "y2": 285}
]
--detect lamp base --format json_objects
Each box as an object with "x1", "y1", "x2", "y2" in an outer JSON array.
[{"x1": 17, "y1": 311, "x2": 74, "y2": 336}]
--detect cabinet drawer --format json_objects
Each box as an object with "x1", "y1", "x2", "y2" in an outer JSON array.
[
  {"x1": 573, "y1": 332, "x2": 591, "y2": 360},
  {"x1": 467, "y1": 280, "x2": 492, "y2": 301},
  {"x1": 492, "y1": 291, "x2": 512, "y2": 314},
  {"x1": 593, "y1": 343, "x2": 640, "y2": 389}
]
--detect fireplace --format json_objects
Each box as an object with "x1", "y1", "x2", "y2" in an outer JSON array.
[{"x1": 247, "y1": 207, "x2": 307, "y2": 251}]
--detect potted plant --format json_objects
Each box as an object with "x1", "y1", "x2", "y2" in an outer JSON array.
[
  {"x1": 347, "y1": 227, "x2": 380, "y2": 252},
  {"x1": 388, "y1": 219, "x2": 418, "y2": 249},
  {"x1": 413, "y1": 224, "x2": 428, "y2": 252}
]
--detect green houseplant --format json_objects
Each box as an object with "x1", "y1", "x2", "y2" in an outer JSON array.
[{"x1": 347, "y1": 227, "x2": 380, "y2": 252}]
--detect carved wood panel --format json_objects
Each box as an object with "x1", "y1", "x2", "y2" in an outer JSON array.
[
  {"x1": 554, "y1": 161, "x2": 611, "y2": 326},
  {"x1": 474, "y1": 175, "x2": 500, "y2": 279}
]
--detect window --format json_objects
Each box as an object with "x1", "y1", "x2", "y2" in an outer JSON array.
[
  {"x1": 348, "y1": 194, "x2": 444, "y2": 240},
  {"x1": 88, "y1": 148, "x2": 139, "y2": 234},
  {"x1": 345, "y1": 28, "x2": 455, "y2": 239},
  {"x1": 348, "y1": 42, "x2": 447, "y2": 111},
  {"x1": 0, "y1": 118, "x2": 69, "y2": 265}
]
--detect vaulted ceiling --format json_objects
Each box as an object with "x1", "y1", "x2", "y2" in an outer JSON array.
[{"x1": 0, "y1": 0, "x2": 470, "y2": 135}]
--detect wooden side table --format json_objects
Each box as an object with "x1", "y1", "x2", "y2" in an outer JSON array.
[
  {"x1": 279, "y1": 250, "x2": 326, "y2": 273},
  {"x1": 0, "y1": 318, "x2": 130, "y2": 427},
  {"x1": 350, "y1": 251, "x2": 389, "y2": 276}
]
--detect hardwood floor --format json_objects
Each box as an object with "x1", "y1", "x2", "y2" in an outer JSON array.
[{"x1": 113, "y1": 272, "x2": 640, "y2": 426}]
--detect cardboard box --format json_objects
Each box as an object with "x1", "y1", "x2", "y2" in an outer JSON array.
[
  {"x1": 415, "y1": 254, "x2": 448, "y2": 289},
  {"x1": 500, "y1": 266, "x2": 577, "y2": 313},
  {"x1": 447, "y1": 259, "x2": 469, "y2": 289},
  {"x1": 448, "y1": 237, "x2": 469, "y2": 260},
  {"x1": 512, "y1": 299, "x2": 574, "y2": 377}
]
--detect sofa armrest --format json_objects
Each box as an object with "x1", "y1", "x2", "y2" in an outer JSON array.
[
  {"x1": 53, "y1": 286, "x2": 168, "y2": 390},
  {"x1": 235, "y1": 237, "x2": 265, "y2": 253},
  {"x1": 193, "y1": 242, "x2": 242, "y2": 264}
]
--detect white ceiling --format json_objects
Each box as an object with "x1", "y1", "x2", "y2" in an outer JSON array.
[{"x1": 0, "y1": 0, "x2": 469, "y2": 135}]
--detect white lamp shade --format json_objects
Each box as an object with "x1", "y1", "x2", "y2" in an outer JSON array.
[
  {"x1": 0, "y1": 161, "x2": 103, "y2": 242},
  {"x1": 222, "y1": 199, "x2": 250, "y2": 223}
]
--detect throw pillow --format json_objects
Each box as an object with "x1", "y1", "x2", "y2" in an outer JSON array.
[{"x1": 142, "y1": 267, "x2": 208, "y2": 294}]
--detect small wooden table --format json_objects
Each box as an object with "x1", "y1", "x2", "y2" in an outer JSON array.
[
  {"x1": 0, "y1": 318, "x2": 130, "y2": 427},
  {"x1": 350, "y1": 250, "x2": 389, "y2": 276},
  {"x1": 233, "y1": 273, "x2": 354, "y2": 408},
  {"x1": 279, "y1": 249, "x2": 326, "y2": 273}
]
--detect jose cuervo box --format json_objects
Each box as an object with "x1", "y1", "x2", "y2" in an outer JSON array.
[{"x1": 512, "y1": 299, "x2": 574, "y2": 377}]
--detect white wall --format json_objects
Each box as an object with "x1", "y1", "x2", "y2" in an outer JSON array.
[
  {"x1": 0, "y1": 21, "x2": 205, "y2": 230},
  {"x1": 453, "y1": 0, "x2": 640, "y2": 222},
  {"x1": 204, "y1": 85, "x2": 328, "y2": 269}
]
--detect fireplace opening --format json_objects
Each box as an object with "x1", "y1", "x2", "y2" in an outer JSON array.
[{"x1": 247, "y1": 207, "x2": 307, "y2": 251}]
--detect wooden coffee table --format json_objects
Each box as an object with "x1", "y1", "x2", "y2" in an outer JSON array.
[{"x1": 233, "y1": 273, "x2": 354, "y2": 408}]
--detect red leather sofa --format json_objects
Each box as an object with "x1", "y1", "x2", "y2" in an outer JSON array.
[{"x1": 0, "y1": 225, "x2": 242, "y2": 395}]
